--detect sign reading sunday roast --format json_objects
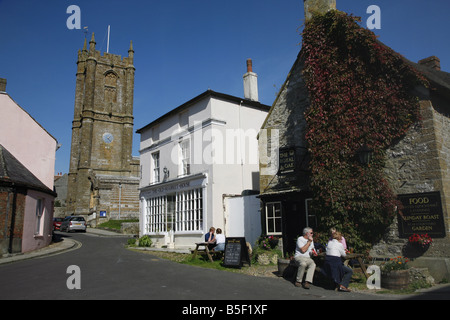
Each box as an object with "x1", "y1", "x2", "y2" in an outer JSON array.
[{"x1": 397, "y1": 191, "x2": 446, "y2": 238}]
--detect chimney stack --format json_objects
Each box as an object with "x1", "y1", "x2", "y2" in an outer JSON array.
[
  {"x1": 304, "y1": 0, "x2": 336, "y2": 21},
  {"x1": 243, "y1": 59, "x2": 259, "y2": 101},
  {"x1": 0, "y1": 78, "x2": 6, "y2": 92},
  {"x1": 418, "y1": 56, "x2": 441, "y2": 71}
]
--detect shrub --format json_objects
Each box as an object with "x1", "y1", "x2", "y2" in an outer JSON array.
[{"x1": 138, "y1": 235, "x2": 152, "y2": 247}]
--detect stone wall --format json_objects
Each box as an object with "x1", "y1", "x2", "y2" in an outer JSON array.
[
  {"x1": 373, "y1": 92, "x2": 450, "y2": 258},
  {"x1": 259, "y1": 55, "x2": 310, "y2": 193},
  {"x1": 87, "y1": 175, "x2": 139, "y2": 227}
]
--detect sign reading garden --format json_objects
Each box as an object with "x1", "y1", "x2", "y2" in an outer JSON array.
[{"x1": 397, "y1": 191, "x2": 446, "y2": 238}]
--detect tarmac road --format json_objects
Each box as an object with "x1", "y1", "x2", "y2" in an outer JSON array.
[{"x1": 0, "y1": 228, "x2": 449, "y2": 305}]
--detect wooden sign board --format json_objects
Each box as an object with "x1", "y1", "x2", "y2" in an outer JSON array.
[
  {"x1": 223, "y1": 237, "x2": 250, "y2": 268},
  {"x1": 397, "y1": 191, "x2": 446, "y2": 238},
  {"x1": 279, "y1": 147, "x2": 296, "y2": 174}
]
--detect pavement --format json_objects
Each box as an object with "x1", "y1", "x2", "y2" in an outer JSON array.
[{"x1": 0, "y1": 227, "x2": 130, "y2": 265}]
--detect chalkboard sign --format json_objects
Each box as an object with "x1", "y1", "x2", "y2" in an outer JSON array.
[
  {"x1": 223, "y1": 237, "x2": 250, "y2": 268},
  {"x1": 397, "y1": 191, "x2": 446, "y2": 238}
]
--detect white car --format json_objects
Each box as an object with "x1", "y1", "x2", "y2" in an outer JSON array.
[{"x1": 60, "y1": 216, "x2": 87, "y2": 232}]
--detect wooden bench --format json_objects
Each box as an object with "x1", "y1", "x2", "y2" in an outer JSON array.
[{"x1": 191, "y1": 242, "x2": 223, "y2": 262}]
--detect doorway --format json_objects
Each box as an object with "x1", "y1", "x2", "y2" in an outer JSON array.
[{"x1": 282, "y1": 200, "x2": 307, "y2": 255}]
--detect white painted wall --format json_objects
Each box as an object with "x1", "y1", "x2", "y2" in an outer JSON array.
[
  {"x1": 138, "y1": 92, "x2": 268, "y2": 249},
  {"x1": 224, "y1": 194, "x2": 262, "y2": 248}
]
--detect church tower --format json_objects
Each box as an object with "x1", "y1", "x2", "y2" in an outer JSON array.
[{"x1": 66, "y1": 34, "x2": 140, "y2": 224}]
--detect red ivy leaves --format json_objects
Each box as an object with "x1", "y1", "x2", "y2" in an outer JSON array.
[{"x1": 301, "y1": 11, "x2": 426, "y2": 251}]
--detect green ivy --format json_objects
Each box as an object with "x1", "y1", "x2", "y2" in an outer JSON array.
[{"x1": 301, "y1": 11, "x2": 427, "y2": 252}]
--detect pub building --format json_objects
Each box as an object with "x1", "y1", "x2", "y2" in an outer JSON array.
[{"x1": 258, "y1": 0, "x2": 450, "y2": 281}]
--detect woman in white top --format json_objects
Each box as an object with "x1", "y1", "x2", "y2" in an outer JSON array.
[
  {"x1": 329, "y1": 227, "x2": 347, "y2": 250},
  {"x1": 214, "y1": 228, "x2": 226, "y2": 251},
  {"x1": 321, "y1": 232, "x2": 353, "y2": 292}
]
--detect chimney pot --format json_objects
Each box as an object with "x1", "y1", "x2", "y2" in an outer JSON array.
[
  {"x1": 243, "y1": 59, "x2": 258, "y2": 102},
  {"x1": 418, "y1": 56, "x2": 441, "y2": 71},
  {"x1": 304, "y1": 0, "x2": 336, "y2": 21},
  {"x1": 246, "y1": 59, "x2": 253, "y2": 73},
  {"x1": 0, "y1": 78, "x2": 6, "y2": 92}
]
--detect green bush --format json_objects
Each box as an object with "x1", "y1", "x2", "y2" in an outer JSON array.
[{"x1": 138, "y1": 235, "x2": 152, "y2": 247}]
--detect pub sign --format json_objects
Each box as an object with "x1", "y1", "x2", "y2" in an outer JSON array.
[
  {"x1": 279, "y1": 147, "x2": 296, "y2": 174},
  {"x1": 397, "y1": 191, "x2": 446, "y2": 238}
]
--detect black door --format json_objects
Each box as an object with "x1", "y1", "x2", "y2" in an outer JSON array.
[{"x1": 282, "y1": 199, "x2": 306, "y2": 255}]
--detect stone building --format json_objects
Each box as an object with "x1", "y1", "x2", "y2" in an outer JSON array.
[
  {"x1": 53, "y1": 173, "x2": 68, "y2": 218},
  {"x1": 66, "y1": 34, "x2": 140, "y2": 226},
  {"x1": 258, "y1": 0, "x2": 449, "y2": 280}
]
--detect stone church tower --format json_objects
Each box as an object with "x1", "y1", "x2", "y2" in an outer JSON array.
[{"x1": 66, "y1": 34, "x2": 140, "y2": 225}]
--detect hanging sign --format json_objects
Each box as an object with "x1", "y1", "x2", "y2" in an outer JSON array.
[{"x1": 279, "y1": 147, "x2": 296, "y2": 174}]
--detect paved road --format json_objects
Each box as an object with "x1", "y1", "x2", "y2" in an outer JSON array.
[{"x1": 0, "y1": 231, "x2": 448, "y2": 304}]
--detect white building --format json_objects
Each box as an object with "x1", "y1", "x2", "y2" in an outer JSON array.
[{"x1": 137, "y1": 60, "x2": 270, "y2": 249}]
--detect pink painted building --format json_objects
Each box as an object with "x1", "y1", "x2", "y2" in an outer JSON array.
[{"x1": 0, "y1": 78, "x2": 58, "y2": 254}]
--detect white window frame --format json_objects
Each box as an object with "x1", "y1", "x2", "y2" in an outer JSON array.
[
  {"x1": 265, "y1": 202, "x2": 282, "y2": 235},
  {"x1": 35, "y1": 198, "x2": 44, "y2": 235},
  {"x1": 152, "y1": 152, "x2": 160, "y2": 183},
  {"x1": 145, "y1": 196, "x2": 167, "y2": 233},
  {"x1": 179, "y1": 139, "x2": 190, "y2": 177},
  {"x1": 144, "y1": 187, "x2": 204, "y2": 234},
  {"x1": 175, "y1": 188, "x2": 203, "y2": 232}
]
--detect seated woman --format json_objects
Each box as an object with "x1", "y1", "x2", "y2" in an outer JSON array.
[
  {"x1": 321, "y1": 232, "x2": 353, "y2": 292},
  {"x1": 213, "y1": 228, "x2": 226, "y2": 251}
]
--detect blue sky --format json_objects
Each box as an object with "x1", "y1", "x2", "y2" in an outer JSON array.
[{"x1": 1, "y1": 0, "x2": 449, "y2": 175}]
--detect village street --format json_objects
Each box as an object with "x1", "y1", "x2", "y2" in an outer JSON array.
[{"x1": 1, "y1": 230, "x2": 448, "y2": 306}]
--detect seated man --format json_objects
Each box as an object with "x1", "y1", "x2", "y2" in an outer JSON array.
[
  {"x1": 294, "y1": 227, "x2": 316, "y2": 289},
  {"x1": 204, "y1": 227, "x2": 216, "y2": 250}
]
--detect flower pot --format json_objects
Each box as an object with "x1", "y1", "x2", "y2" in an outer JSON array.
[
  {"x1": 277, "y1": 258, "x2": 291, "y2": 277},
  {"x1": 381, "y1": 269, "x2": 410, "y2": 290},
  {"x1": 404, "y1": 242, "x2": 430, "y2": 258}
]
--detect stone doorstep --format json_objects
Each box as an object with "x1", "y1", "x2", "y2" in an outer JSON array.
[
  {"x1": 409, "y1": 267, "x2": 435, "y2": 286},
  {"x1": 408, "y1": 257, "x2": 450, "y2": 283}
]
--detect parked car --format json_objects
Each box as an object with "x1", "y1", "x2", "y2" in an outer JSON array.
[
  {"x1": 60, "y1": 216, "x2": 87, "y2": 232},
  {"x1": 53, "y1": 217, "x2": 63, "y2": 231}
]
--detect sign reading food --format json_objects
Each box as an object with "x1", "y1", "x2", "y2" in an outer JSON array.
[{"x1": 397, "y1": 191, "x2": 446, "y2": 238}]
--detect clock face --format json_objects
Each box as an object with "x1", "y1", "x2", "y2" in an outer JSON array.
[{"x1": 103, "y1": 132, "x2": 114, "y2": 144}]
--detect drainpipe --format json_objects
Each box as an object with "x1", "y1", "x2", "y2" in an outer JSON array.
[
  {"x1": 118, "y1": 183, "x2": 122, "y2": 220},
  {"x1": 8, "y1": 186, "x2": 18, "y2": 254}
]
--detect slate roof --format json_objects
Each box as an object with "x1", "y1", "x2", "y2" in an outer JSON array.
[
  {"x1": 136, "y1": 89, "x2": 271, "y2": 134},
  {"x1": 261, "y1": 37, "x2": 450, "y2": 132},
  {"x1": 410, "y1": 61, "x2": 450, "y2": 100},
  {"x1": 0, "y1": 144, "x2": 56, "y2": 196}
]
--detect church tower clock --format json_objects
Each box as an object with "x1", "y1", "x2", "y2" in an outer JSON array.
[{"x1": 66, "y1": 34, "x2": 140, "y2": 224}]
